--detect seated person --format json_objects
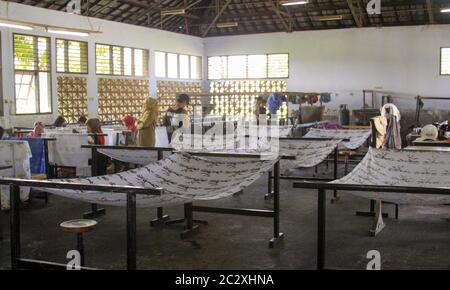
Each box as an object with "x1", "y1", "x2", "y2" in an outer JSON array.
[
  {"x1": 53, "y1": 116, "x2": 67, "y2": 128},
  {"x1": 86, "y1": 118, "x2": 108, "y2": 175},
  {"x1": 122, "y1": 115, "x2": 137, "y2": 132},
  {"x1": 121, "y1": 115, "x2": 137, "y2": 145},
  {"x1": 27, "y1": 121, "x2": 45, "y2": 138},
  {"x1": 72, "y1": 115, "x2": 88, "y2": 133},
  {"x1": 78, "y1": 116, "x2": 88, "y2": 126},
  {"x1": 86, "y1": 118, "x2": 105, "y2": 145},
  {"x1": 163, "y1": 94, "x2": 190, "y2": 143}
]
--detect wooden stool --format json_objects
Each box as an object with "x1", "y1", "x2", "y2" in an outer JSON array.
[
  {"x1": 60, "y1": 219, "x2": 97, "y2": 267},
  {"x1": 339, "y1": 150, "x2": 357, "y2": 175}
]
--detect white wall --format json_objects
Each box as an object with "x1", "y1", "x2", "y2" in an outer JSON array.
[
  {"x1": 0, "y1": 0, "x2": 204, "y2": 128},
  {"x1": 2, "y1": 0, "x2": 450, "y2": 129},
  {"x1": 204, "y1": 25, "x2": 450, "y2": 113}
]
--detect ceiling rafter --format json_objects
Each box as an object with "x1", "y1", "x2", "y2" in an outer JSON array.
[
  {"x1": 201, "y1": 0, "x2": 232, "y2": 37},
  {"x1": 5, "y1": 0, "x2": 450, "y2": 37},
  {"x1": 426, "y1": 0, "x2": 435, "y2": 24},
  {"x1": 269, "y1": 0, "x2": 292, "y2": 32},
  {"x1": 346, "y1": 0, "x2": 363, "y2": 27}
]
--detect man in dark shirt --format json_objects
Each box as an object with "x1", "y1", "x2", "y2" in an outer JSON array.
[{"x1": 163, "y1": 94, "x2": 190, "y2": 142}]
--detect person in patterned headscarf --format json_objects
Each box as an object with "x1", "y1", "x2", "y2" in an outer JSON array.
[
  {"x1": 27, "y1": 121, "x2": 45, "y2": 138},
  {"x1": 136, "y1": 98, "x2": 159, "y2": 147},
  {"x1": 122, "y1": 115, "x2": 137, "y2": 133}
]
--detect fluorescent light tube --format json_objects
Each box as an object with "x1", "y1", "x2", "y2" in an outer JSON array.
[
  {"x1": 313, "y1": 15, "x2": 343, "y2": 21},
  {"x1": 47, "y1": 29, "x2": 89, "y2": 37},
  {"x1": 216, "y1": 22, "x2": 239, "y2": 28},
  {"x1": 441, "y1": 8, "x2": 450, "y2": 13},
  {"x1": 281, "y1": 1, "x2": 308, "y2": 6},
  {"x1": 0, "y1": 22, "x2": 33, "y2": 30},
  {"x1": 161, "y1": 9, "x2": 186, "y2": 16}
]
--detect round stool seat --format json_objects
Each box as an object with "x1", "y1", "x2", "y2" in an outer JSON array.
[{"x1": 60, "y1": 219, "x2": 97, "y2": 234}]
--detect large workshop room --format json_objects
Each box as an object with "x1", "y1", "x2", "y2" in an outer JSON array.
[{"x1": 0, "y1": 0, "x2": 450, "y2": 278}]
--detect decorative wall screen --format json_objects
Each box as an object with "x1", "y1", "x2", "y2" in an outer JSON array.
[
  {"x1": 157, "y1": 80, "x2": 202, "y2": 122},
  {"x1": 57, "y1": 76, "x2": 88, "y2": 124},
  {"x1": 209, "y1": 80, "x2": 287, "y2": 120},
  {"x1": 98, "y1": 78, "x2": 149, "y2": 122}
]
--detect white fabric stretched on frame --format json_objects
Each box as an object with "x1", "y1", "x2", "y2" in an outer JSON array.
[
  {"x1": 304, "y1": 128, "x2": 371, "y2": 150},
  {"x1": 332, "y1": 147, "x2": 450, "y2": 205},
  {"x1": 0, "y1": 140, "x2": 32, "y2": 210},
  {"x1": 40, "y1": 153, "x2": 277, "y2": 208},
  {"x1": 98, "y1": 137, "x2": 341, "y2": 169}
]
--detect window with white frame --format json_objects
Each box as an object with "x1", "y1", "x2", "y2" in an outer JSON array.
[
  {"x1": 207, "y1": 53, "x2": 289, "y2": 80},
  {"x1": 154, "y1": 51, "x2": 202, "y2": 80},
  {"x1": 13, "y1": 34, "x2": 52, "y2": 114},
  {"x1": 441, "y1": 48, "x2": 450, "y2": 75},
  {"x1": 96, "y1": 43, "x2": 149, "y2": 77},
  {"x1": 56, "y1": 38, "x2": 88, "y2": 74}
]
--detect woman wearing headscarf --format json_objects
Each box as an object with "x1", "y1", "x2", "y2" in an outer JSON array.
[
  {"x1": 136, "y1": 98, "x2": 159, "y2": 147},
  {"x1": 121, "y1": 115, "x2": 137, "y2": 145},
  {"x1": 122, "y1": 115, "x2": 137, "y2": 133},
  {"x1": 27, "y1": 121, "x2": 45, "y2": 138}
]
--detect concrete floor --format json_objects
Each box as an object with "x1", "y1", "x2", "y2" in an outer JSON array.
[{"x1": 1, "y1": 164, "x2": 450, "y2": 270}]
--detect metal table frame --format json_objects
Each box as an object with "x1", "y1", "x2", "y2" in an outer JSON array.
[
  {"x1": 267, "y1": 137, "x2": 354, "y2": 203},
  {"x1": 0, "y1": 177, "x2": 162, "y2": 270},
  {"x1": 83, "y1": 145, "x2": 287, "y2": 248},
  {"x1": 293, "y1": 182, "x2": 450, "y2": 270}
]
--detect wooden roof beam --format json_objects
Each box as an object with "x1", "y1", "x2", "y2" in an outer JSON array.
[
  {"x1": 269, "y1": 1, "x2": 292, "y2": 32},
  {"x1": 426, "y1": 0, "x2": 435, "y2": 24},
  {"x1": 202, "y1": 0, "x2": 232, "y2": 37},
  {"x1": 346, "y1": 0, "x2": 363, "y2": 27}
]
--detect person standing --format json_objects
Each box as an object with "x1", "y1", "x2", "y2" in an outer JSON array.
[
  {"x1": 266, "y1": 93, "x2": 287, "y2": 115},
  {"x1": 163, "y1": 94, "x2": 190, "y2": 143},
  {"x1": 253, "y1": 96, "x2": 267, "y2": 125},
  {"x1": 136, "y1": 98, "x2": 159, "y2": 147}
]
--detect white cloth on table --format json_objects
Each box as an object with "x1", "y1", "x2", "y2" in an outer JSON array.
[
  {"x1": 380, "y1": 103, "x2": 401, "y2": 121},
  {"x1": 332, "y1": 148, "x2": 450, "y2": 205},
  {"x1": 40, "y1": 153, "x2": 277, "y2": 208},
  {"x1": 280, "y1": 139, "x2": 341, "y2": 168},
  {"x1": 102, "y1": 127, "x2": 126, "y2": 146},
  {"x1": 98, "y1": 148, "x2": 160, "y2": 166},
  {"x1": 156, "y1": 126, "x2": 170, "y2": 147},
  {"x1": 304, "y1": 128, "x2": 371, "y2": 150},
  {"x1": 279, "y1": 126, "x2": 293, "y2": 138},
  {"x1": 0, "y1": 140, "x2": 32, "y2": 210},
  {"x1": 98, "y1": 129, "x2": 340, "y2": 169},
  {"x1": 42, "y1": 132, "x2": 92, "y2": 177}
]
